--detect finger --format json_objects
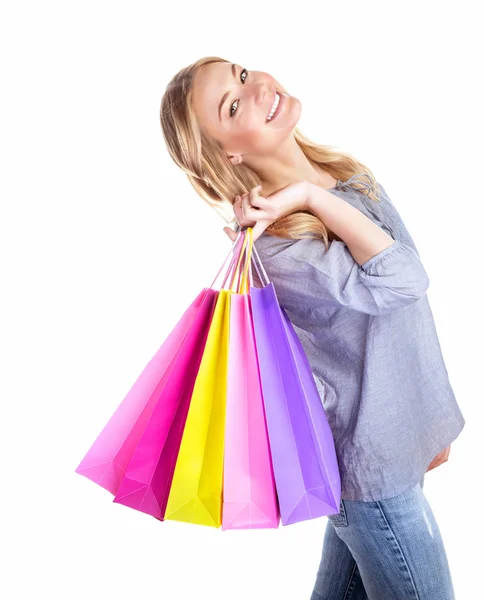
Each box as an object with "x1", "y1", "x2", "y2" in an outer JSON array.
[
  {"x1": 242, "y1": 190, "x2": 266, "y2": 222},
  {"x1": 239, "y1": 196, "x2": 258, "y2": 226},
  {"x1": 241, "y1": 194, "x2": 257, "y2": 222},
  {"x1": 223, "y1": 227, "x2": 237, "y2": 242},
  {"x1": 249, "y1": 185, "x2": 264, "y2": 209},
  {"x1": 233, "y1": 195, "x2": 255, "y2": 228}
]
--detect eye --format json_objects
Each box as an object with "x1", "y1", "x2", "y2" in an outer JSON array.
[{"x1": 229, "y1": 68, "x2": 248, "y2": 118}]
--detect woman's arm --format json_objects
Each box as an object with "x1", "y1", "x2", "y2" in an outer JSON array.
[{"x1": 306, "y1": 183, "x2": 396, "y2": 265}]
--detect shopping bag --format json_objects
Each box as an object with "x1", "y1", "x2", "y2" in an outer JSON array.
[
  {"x1": 163, "y1": 295, "x2": 229, "y2": 528},
  {"x1": 249, "y1": 232, "x2": 341, "y2": 526},
  {"x1": 162, "y1": 235, "x2": 248, "y2": 528},
  {"x1": 75, "y1": 288, "x2": 216, "y2": 497},
  {"x1": 111, "y1": 294, "x2": 218, "y2": 518},
  {"x1": 75, "y1": 241, "x2": 239, "y2": 515},
  {"x1": 222, "y1": 228, "x2": 280, "y2": 530}
]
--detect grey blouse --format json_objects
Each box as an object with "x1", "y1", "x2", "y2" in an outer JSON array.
[{"x1": 251, "y1": 173, "x2": 466, "y2": 502}]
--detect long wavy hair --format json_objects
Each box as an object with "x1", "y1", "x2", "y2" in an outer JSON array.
[{"x1": 160, "y1": 56, "x2": 382, "y2": 249}]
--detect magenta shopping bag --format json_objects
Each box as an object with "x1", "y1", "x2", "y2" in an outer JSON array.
[
  {"x1": 75, "y1": 243, "x2": 239, "y2": 517},
  {"x1": 76, "y1": 289, "x2": 217, "y2": 502},
  {"x1": 111, "y1": 293, "x2": 218, "y2": 519},
  {"x1": 222, "y1": 228, "x2": 279, "y2": 530},
  {"x1": 249, "y1": 235, "x2": 341, "y2": 526}
]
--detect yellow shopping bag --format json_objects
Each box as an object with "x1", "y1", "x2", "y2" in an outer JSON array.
[
  {"x1": 163, "y1": 289, "x2": 231, "y2": 528},
  {"x1": 164, "y1": 233, "x2": 251, "y2": 528}
]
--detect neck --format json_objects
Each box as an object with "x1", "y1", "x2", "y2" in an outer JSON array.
[{"x1": 241, "y1": 134, "x2": 335, "y2": 197}]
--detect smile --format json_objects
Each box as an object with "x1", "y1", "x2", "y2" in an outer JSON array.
[{"x1": 266, "y1": 90, "x2": 284, "y2": 122}]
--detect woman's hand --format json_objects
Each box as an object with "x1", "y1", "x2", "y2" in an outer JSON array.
[
  {"x1": 426, "y1": 445, "x2": 451, "y2": 472},
  {"x1": 223, "y1": 180, "x2": 310, "y2": 243}
]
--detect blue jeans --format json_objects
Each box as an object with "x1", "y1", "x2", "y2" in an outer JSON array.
[{"x1": 310, "y1": 476, "x2": 456, "y2": 599}]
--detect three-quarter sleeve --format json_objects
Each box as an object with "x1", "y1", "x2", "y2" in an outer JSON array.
[{"x1": 256, "y1": 237, "x2": 430, "y2": 317}]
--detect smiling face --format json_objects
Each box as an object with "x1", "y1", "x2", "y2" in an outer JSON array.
[{"x1": 191, "y1": 62, "x2": 302, "y2": 160}]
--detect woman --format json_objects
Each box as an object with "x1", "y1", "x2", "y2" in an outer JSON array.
[{"x1": 159, "y1": 56, "x2": 465, "y2": 600}]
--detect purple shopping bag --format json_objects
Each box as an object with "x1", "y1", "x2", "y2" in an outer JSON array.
[{"x1": 248, "y1": 232, "x2": 341, "y2": 526}]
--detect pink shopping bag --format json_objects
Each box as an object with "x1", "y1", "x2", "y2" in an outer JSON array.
[{"x1": 222, "y1": 228, "x2": 280, "y2": 530}]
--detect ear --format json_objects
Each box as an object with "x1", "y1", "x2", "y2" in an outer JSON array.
[{"x1": 228, "y1": 154, "x2": 243, "y2": 165}]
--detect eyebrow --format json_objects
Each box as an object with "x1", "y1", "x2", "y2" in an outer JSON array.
[{"x1": 218, "y1": 63, "x2": 237, "y2": 122}]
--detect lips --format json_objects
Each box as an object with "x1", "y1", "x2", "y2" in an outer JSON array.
[{"x1": 266, "y1": 89, "x2": 284, "y2": 123}]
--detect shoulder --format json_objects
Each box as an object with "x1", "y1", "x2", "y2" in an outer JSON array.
[
  {"x1": 253, "y1": 232, "x2": 298, "y2": 259},
  {"x1": 254, "y1": 232, "x2": 352, "y2": 285},
  {"x1": 375, "y1": 181, "x2": 394, "y2": 205},
  {"x1": 254, "y1": 232, "x2": 327, "y2": 261}
]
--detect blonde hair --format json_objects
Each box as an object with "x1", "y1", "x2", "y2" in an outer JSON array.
[{"x1": 160, "y1": 56, "x2": 382, "y2": 249}]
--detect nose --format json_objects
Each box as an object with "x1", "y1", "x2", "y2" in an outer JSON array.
[{"x1": 256, "y1": 83, "x2": 270, "y2": 106}]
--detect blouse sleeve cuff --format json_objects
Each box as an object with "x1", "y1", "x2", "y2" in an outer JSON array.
[{"x1": 358, "y1": 240, "x2": 407, "y2": 274}]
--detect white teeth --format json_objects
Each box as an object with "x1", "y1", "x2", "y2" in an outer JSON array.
[{"x1": 266, "y1": 92, "x2": 280, "y2": 121}]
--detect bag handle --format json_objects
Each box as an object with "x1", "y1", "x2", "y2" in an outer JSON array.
[
  {"x1": 232, "y1": 226, "x2": 271, "y2": 292},
  {"x1": 209, "y1": 229, "x2": 244, "y2": 290},
  {"x1": 222, "y1": 230, "x2": 247, "y2": 290},
  {"x1": 238, "y1": 227, "x2": 254, "y2": 294},
  {"x1": 229, "y1": 228, "x2": 250, "y2": 292},
  {"x1": 208, "y1": 226, "x2": 271, "y2": 291},
  {"x1": 250, "y1": 238, "x2": 270, "y2": 287}
]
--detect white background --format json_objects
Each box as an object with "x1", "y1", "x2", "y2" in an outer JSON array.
[{"x1": 1, "y1": 1, "x2": 482, "y2": 598}]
